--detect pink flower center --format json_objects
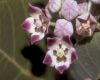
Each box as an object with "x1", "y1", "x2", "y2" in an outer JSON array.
[
  {"x1": 34, "y1": 14, "x2": 49, "y2": 33},
  {"x1": 53, "y1": 44, "x2": 68, "y2": 62},
  {"x1": 77, "y1": 20, "x2": 92, "y2": 36}
]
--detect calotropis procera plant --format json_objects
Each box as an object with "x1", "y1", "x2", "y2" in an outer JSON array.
[{"x1": 21, "y1": 0, "x2": 100, "y2": 74}]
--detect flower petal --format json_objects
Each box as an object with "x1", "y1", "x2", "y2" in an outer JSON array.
[
  {"x1": 31, "y1": 35, "x2": 39, "y2": 43},
  {"x1": 28, "y1": 3, "x2": 42, "y2": 14},
  {"x1": 78, "y1": 12, "x2": 89, "y2": 21},
  {"x1": 21, "y1": 19, "x2": 31, "y2": 31},
  {"x1": 60, "y1": 0, "x2": 79, "y2": 20},
  {"x1": 48, "y1": 0, "x2": 61, "y2": 13},
  {"x1": 70, "y1": 48, "x2": 78, "y2": 62},
  {"x1": 21, "y1": 17, "x2": 35, "y2": 33},
  {"x1": 54, "y1": 19, "x2": 73, "y2": 37},
  {"x1": 56, "y1": 65, "x2": 66, "y2": 74},
  {"x1": 31, "y1": 33, "x2": 45, "y2": 44},
  {"x1": 78, "y1": 2, "x2": 88, "y2": 15},
  {"x1": 47, "y1": 37, "x2": 57, "y2": 48},
  {"x1": 43, "y1": 54, "x2": 52, "y2": 65}
]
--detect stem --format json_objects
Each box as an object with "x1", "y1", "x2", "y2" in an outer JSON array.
[{"x1": 88, "y1": 0, "x2": 92, "y2": 12}]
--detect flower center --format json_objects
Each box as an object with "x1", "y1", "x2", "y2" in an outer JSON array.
[
  {"x1": 34, "y1": 15, "x2": 44, "y2": 33},
  {"x1": 53, "y1": 44, "x2": 68, "y2": 62},
  {"x1": 57, "y1": 48, "x2": 65, "y2": 58},
  {"x1": 77, "y1": 20, "x2": 92, "y2": 36}
]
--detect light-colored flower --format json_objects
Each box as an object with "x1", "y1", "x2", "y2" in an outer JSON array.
[
  {"x1": 21, "y1": 3, "x2": 50, "y2": 44},
  {"x1": 76, "y1": 12, "x2": 97, "y2": 37},
  {"x1": 43, "y1": 37, "x2": 78, "y2": 74},
  {"x1": 60, "y1": 0, "x2": 79, "y2": 21},
  {"x1": 54, "y1": 19, "x2": 73, "y2": 38},
  {"x1": 78, "y1": 2, "x2": 88, "y2": 15},
  {"x1": 48, "y1": 0, "x2": 62, "y2": 13}
]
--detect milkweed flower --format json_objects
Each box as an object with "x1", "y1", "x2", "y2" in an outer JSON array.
[
  {"x1": 60, "y1": 0, "x2": 79, "y2": 21},
  {"x1": 43, "y1": 37, "x2": 78, "y2": 74},
  {"x1": 21, "y1": 3, "x2": 50, "y2": 44},
  {"x1": 78, "y1": 2, "x2": 88, "y2": 15},
  {"x1": 54, "y1": 19, "x2": 73, "y2": 38},
  {"x1": 48, "y1": 0, "x2": 79, "y2": 21},
  {"x1": 76, "y1": 12, "x2": 97, "y2": 37},
  {"x1": 48, "y1": 0, "x2": 61, "y2": 13}
]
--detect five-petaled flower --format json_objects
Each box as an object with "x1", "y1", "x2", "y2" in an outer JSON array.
[
  {"x1": 48, "y1": 0, "x2": 79, "y2": 21},
  {"x1": 21, "y1": 3, "x2": 50, "y2": 44},
  {"x1": 43, "y1": 37, "x2": 78, "y2": 74},
  {"x1": 76, "y1": 12, "x2": 97, "y2": 37},
  {"x1": 54, "y1": 19, "x2": 73, "y2": 38},
  {"x1": 21, "y1": 0, "x2": 99, "y2": 74}
]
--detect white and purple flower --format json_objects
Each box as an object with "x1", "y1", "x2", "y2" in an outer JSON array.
[
  {"x1": 21, "y1": 3, "x2": 50, "y2": 44},
  {"x1": 48, "y1": 0, "x2": 79, "y2": 21},
  {"x1": 76, "y1": 12, "x2": 97, "y2": 37},
  {"x1": 48, "y1": 0, "x2": 61, "y2": 13},
  {"x1": 43, "y1": 37, "x2": 78, "y2": 74},
  {"x1": 54, "y1": 19, "x2": 73, "y2": 38},
  {"x1": 78, "y1": 2, "x2": 88, "y2": 15},
  {"x1": 60, "y1": 0, "x2": 79, "y2": 21}
]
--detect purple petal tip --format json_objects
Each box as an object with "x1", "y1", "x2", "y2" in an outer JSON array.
[
  {"x1": 21, "y1": 21, "x2": 30, "y2": 31},
  {"x1": 56, "y1": 66, "x2": 66, "y2": 74},
  {"x1": 71, "y1": 49, "x2": 78, "y2": 61},
  {"x1": 43, "y1": 55, "x2": 52, "y2": 65},
  {"x1": 28, "y1": 3, "x2": 39, "y2": 13},
  {"x1": 47, "y1": 38, "x2": 56, "y2": 48},
  {"x1": 31, "y1": 35, "x2": 39, "y2": 44}
]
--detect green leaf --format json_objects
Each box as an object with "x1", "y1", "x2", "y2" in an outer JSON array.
[
  {"x1": 69, "y1": 33, "x2": 100, "y2": 80},
  {"x1": 0, "y1": 0, "x2": 44, "y2": 80}
]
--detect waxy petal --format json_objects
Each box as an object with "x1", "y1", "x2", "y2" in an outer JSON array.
[
  {"x1": 70, "y1": 48, "x2": 78, "y2": 61},
  {"x1": 43, "y1": 54, "x2": 52, "y2": 65},
  {"x1": 78, "y1": 2, "x2": 88, "y2": 15},
  {"x1": 78, "y1": 12, "x2": 89, "y2": 21},
  {"x1": 47, "y1": 37, "x2": 57, "y2": 49},
  {"x1": 28, "y1": 3, "x2": 42, "y2": 14},
  {"x1": 61, "y1": 0, "x2": 79, "y2": 20},
  {"x1": 31, "y1": 33, "x2": 45, "y2": 44},
  {"x1": 31, "y1": 35, "x2": 40, "y2": 43},
  {"x1": 48, "y1": 0, "x2": 61, "y2": 13},
  {"x1": 21, "y1": 17, "x2": 35, "y2": 33},
  {"x1": 54, "y1": 19, "x2": 73, "y2": 37},
  {"x1": 56, "y1": 65, "x2": 66, "y2": 74},
  {"x1": 21, "y1": 19, "x2": 31, "y2": 31}
]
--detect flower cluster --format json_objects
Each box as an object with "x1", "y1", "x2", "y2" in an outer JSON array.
[{"x1": 21, "y1": 0, "x2": 99, "y2": 74}]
